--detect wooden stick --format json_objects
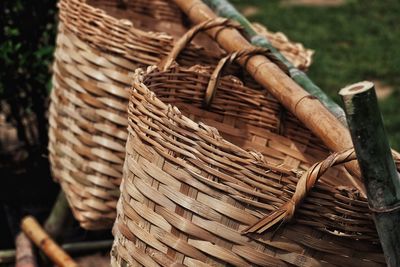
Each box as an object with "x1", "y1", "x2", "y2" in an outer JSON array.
[
  {"x1": 340, "y1": 81, "x2": 400, "y2": 267},
  {"x1": 61, "y1": 240, "x2": 113, "y2": 255},
  {"x1": 21, "y1": 216, "x2": 78, "y2": 267},
  {"x1": 203, "y1": 0, "x2": 347, "y2": 125},
  {"x1": 171, "y1": 0, "x2": 366, "y2": 194},
  {"x1": 0, "y1": 240, "x2": 113, "y2": 264},
  {"x1": 15, "y1": 232, "x2": 37, "y2": 267},
  {"x1": 44, "y1": 191, "x2": 71, "y2": 240},
  {"x1": 0, "y1": 249, "x2": 15, "y2": 264}
]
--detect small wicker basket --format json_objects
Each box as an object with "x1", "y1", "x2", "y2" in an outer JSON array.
[
  {"x1": 48, "y1": 0, "x2": 314, "y2": 230},
  {"x1": 111, "y1": 21, "x2": 384, "y2": 266}
]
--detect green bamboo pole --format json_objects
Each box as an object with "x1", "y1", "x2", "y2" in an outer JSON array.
[
  {"x1": 340, "y1": 81, "x2": 400, "y2": 267},
  {"x1": 203, "y1": 0, "x2": 347, "y2": 125},
  {"x1": 44, "y1": 191, "x2": 71, "y2": 240}
]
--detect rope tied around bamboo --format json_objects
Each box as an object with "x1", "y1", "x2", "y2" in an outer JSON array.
[{"x1": 244, "y1": 148, "x2": 400, "y2": 234}]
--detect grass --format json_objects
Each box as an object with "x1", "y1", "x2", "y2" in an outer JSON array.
[{"x1": 231, "y1": 0, "x2": 400, "y2": 149}]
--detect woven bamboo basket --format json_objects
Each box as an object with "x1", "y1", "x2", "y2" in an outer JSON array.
[
  {"x1": 111, "y1": 21, "x2": 386, "y2": 266},
  {"x1": 48, "y1": 0, "x2": 314, "y2": 230}
]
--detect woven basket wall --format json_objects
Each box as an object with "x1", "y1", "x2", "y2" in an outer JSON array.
[
  {"x1": 111, "y1": 54, "x2": 385, "y2": 266},
  {"x1": 48, "y1": 0, "x2": 314, "y2": 230}
]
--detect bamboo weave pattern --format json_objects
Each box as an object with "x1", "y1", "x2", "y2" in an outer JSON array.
[{"x1": 111, "y1": 63, "x2": 384, "y2": 266}]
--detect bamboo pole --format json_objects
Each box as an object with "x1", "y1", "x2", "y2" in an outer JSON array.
[
  {"x1": 203, "y1": 0, "x2": 400, "y2": 176},
  {"x1": 61, "y1": 240, "x2": 113, "y2": 255},
  {"x1": 15, "y1": 232, "x2": 37, "y2": 267},
  {"x1": 340, "y1": 81, "x2": 400, "y2": 267},
  {"x1": 171, "y1": 0, "x2": 366, "y2": 193},
  {"x1": 21, "y1": 216, "x2": 78, "y2": 267},
  {"x1": 203, "y1": 0, "x2": 347, "y2": 125},
  {"x1": 205, "y1": 0, "x2": 400, "y2": 158},
  {"x1": 0, "y1": 240, "x2": 113, "y2": 264},
  {"x1": 44, "y1": 191, "x2": 71, "y2": 240},
  {"x1": 0, "y1": 249, "x2": 15, "y2": 264}
]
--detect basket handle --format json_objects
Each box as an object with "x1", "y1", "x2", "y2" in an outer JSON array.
[
  {"x1": 243, "y1": 149, "x2": 358, "y2": 234},
  {"x1": 203, "y1": 47, "x2": 270, "y2": 108},
  {"x1": 204, "y1": 46, "x2": 290, "y2": 108},
  {"x1": 159, "y1": 18, "x2": 240, "y2": 71},
  {"x1": 243, "y1": 149, "x2": 400, "y2": 234}
]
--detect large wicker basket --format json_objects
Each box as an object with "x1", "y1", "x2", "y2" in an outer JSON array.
[
  {"x1": 111, "y1": 23, "x2": 384, "y2": 266},
  {"x1": 48, "y1": 0, "x2": 314, "y2": 230}
]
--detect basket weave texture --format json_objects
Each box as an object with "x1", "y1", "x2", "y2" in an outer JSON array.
[
  {"x1": 48, "y1": 0, "x2": 314, "y2": 230},
  {"x1": 48, "y1": 0, "x2": 221, "y2": 230},
  {"x1": 111, "y1": 29, "x2": 384, "y2": 265}
]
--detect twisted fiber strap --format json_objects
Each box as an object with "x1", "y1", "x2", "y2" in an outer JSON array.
[
  {"x1": 204, "y1": 47, "x2": 289, "y2": 108},
  {"x1": 159, "y1": 18, "x2": 241, "y2": 71},
  {"x1": 244, "y1": 148, "x2": 394, "y2": 234}
]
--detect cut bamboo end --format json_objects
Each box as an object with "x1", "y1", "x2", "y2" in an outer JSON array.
[
  {"x1": 21, "y1": 216, "x2": 78, "y2": 267},
  {"x1": 339, "y1": 81, "x2": 374, "y2": 96},
  {"x1": 15, "y1": 233, "x2": 37, "y2": 267},
  {"x1": 340, "y1": 81, "x2": 400, "y2": 266}
]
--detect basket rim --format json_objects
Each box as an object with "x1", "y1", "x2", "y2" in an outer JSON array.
[
  {"x1": 131, "y1": 65, "x2": 330, "y2": 177},
  {"x1": 58, "y1": 0, "x2": 181, "y2": 41}
]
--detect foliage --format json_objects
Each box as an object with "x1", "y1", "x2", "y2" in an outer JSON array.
[
  {"x1": 0, "y1": 2, "x2": 59, "y2": 250},
  {"x1": 1, "y1": 1, "x2": 57, "y2": 95},
  {"x1": 232, "y1": 0, "x2": 400, "y2": 149},
  {"x1": 0, "y1": 0, "x2": 57, "y2": 150}
]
